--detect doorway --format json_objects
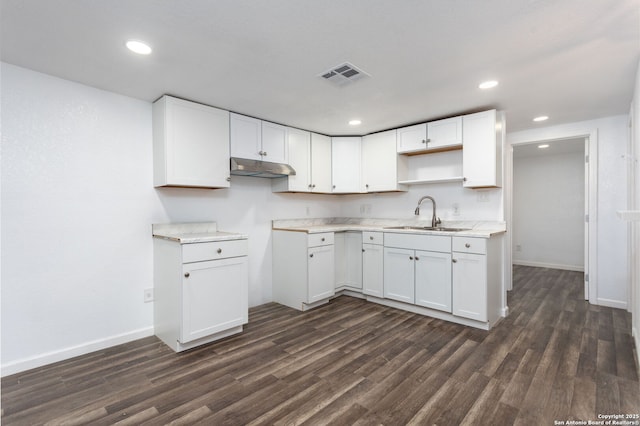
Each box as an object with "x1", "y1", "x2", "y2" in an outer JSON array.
[{"x1": 505, "y1": 131, "x2": 598, "y2": 303}]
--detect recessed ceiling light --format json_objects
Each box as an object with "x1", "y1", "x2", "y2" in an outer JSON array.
[
  {"x1": 126, "y1": 40, "x2": 152, "y2": 55},
  {"x1": 538, "y1": 144, "x2": 550, "y2": 149},
  {"x1": 348, "y1": 119, "x2": 362, "y2": 126},
  {"x1": 533, "y1": 116, "x2": 549, "y2": 122},
  {"x1": 478, "y1": 80, "x2": 498, "y2": 89}
]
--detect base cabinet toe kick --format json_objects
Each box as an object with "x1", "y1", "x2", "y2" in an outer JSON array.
[{"x1": 272, "y1": 229, "x2": 505, "y2": 330}]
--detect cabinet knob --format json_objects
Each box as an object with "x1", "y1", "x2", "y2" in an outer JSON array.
[
  {"x1": 366, "y1": 184, "x2": 369, "y2": 188},
  {"x1": 217, "y1": 248, "x2": 222, "y2": 254},
  {"x1": 321, "y1": 237, "x2": 325, "y2": 242},
  {"x1": 263, "y1": 151, "x2": 267, "y2": 156},
  {"x1": 333, "y1": 185, "x2": 336, "y2": 189},
  {"x1": 312, "y1": 184, "x2": 316, "y2": 188},
  {"x1": 309, "y1": 253, "x2": 314, "y2": 258},
  {"x1": 452, "y1": 259, "x2": 458, "y2": 263},
  {"x1": 421, "y1": 139, "x2": 427, "y2": 144},
  {"x1": 308, "y1": 184, "x2": 312, "y2": 189},
  {"x1": 258, "y1": 151, "x2": 264, "y2": 156},
  {"x1": 362, "y1": 248, "x2": 365, "y2": 252},
  {"x1": 415, "y1": 256, "x2": 419, "y2": 261},
  {"x1": 465, "y1": 243, "x2": 471, "y2": 248},
  {"x1": 369, "y1": 236, "x2": 374, "y2": 240},
  {"x1": 463, "y1": 177, "x2": 467, "y2": 182},
  {"x1": 184, "y1": 272, "x2": 190, "y2": 278},
  {"x1": 226, "y1": 177, "x2": 231, "y2": 182},
  {"x1": 409, "y1": 256, "x2": 414, "y2": 260}
]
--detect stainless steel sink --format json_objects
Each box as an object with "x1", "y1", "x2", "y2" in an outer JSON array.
[{"x1": 383, "y1": 226, "x2": 471, "y2": 232}]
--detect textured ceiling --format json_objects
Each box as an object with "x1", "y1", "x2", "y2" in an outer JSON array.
[{"x1": 2, "y1": 0, "x2": 639, "y2": 135}]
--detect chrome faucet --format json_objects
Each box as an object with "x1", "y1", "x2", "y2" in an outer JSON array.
[{"x1": 414, "y1": 196, "x2": 441, "y2": 228}]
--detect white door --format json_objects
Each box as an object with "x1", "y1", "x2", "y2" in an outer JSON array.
[
  {"x1": 261, "y1": 121, "x2": 288, "y2": 163},
  {"x1": 308, "y1": 245, "x2": 335, "y2": 303},
  {"x1": 181, "y1": 257, "x2": 248, "y2": 343},
  {"x1": 383, "y1": 247, "x2": 415, "y2": 304},
  {"x1": 362, "y1": 130, "x2": 398, "y2": 192},
  {"x1": 452, "y1": 253, "x2": 487, "y2": 321},
  {"x1": 397, "y1": 123, "x2": 427, "y2": 153},
  {"x1": 286, "y1": 128, "x2": 311, "y2": 192},
  {"x1": 230, "y1": 113, "x2": 262, "y2": 160},
  {"x1": 310, "y1": 133, "x2": 332, "y2": 193},
  {"x1": 415, "y1": 250, "x2": 452, "y2": 312},
  {"x1": 331, "y1": 137, "x2": 362, "y2": 193},
  {"x1": 427, "y1": 116, "x2": 462, "y2": 149},
  {"x1": 363, "y1": 243, "x2": 384, "y2": 297}
]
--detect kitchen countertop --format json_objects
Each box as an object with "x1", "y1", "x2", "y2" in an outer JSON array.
[
  {"x1": 152, "y1": 222, "x2": 248, "y2": 243},
  {"x1": 272, "y1": 218, "x2": 506, "y2": 238}
]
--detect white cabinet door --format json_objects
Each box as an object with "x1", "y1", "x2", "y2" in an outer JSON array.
[
  {"x1": 308, "y1": 245, "x2": 335, "y2": 303},
  {"x1": 153, "y1": 95, "x2": 230, "y2": 188},
  {"x1": 311, "y1": 133, "x2": 332, "y2": 193},
  {"x1": 462, "y1": 109, "x2": 501, "y2": 188},
  {"x1": 332, "y1": 137, "x2": 362, "y2": 193},
  {"x1": 427, "y1": 116, "x2": 462, "y2": 149},
  {"x1": 261, "y1": 121, "x2": 288, "y2": 164},
  {"x1": 397, "y1": 123, "x2": 427, "y2": 153},
  {"x1": 363, "y1": 243, "x2": 383, "y2": 297},
  {"x1": 345, "y1": 232, "x2": 362, "y2": 289},
  {"x1": 383, "y1": 247, "x2": 415, "y2": 304},
  {"x1": 362, "y1": 129, "x2": 402, "y2": 192},
  {"x1": 230, "y1": 113, "x2": 262, "y2": 161},
  {"x1": 181, "y1": 256, "x2": 249, "y2": 343},
  {"x1": 415, "y1": 250, "x2": 452, "y2": 312},
  {"x1": 452, "y1": 252, "x2": 487, "y2": 321},
  {"x1": 285, "y1": 128, "x2": 311, "y2": 192}
]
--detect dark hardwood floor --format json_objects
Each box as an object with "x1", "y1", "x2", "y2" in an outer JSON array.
[{"x1": 2, "y1": 265, "x2": 639, "y2": 425}]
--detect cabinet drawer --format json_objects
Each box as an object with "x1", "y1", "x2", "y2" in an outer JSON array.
[
  {"x1": 308, "y1": 232, "x2": 334, "y2": 247},
  {"x1": 384, "y1": 232, "x2": 451, "y2": 253},
  {"x1": 363, "y1": 231, "x2": 383, "y2": 245},
  {"x1": 452, "y1": 237, "x2": 486, "y2": 255},
  {"x1": 182, "y1": 239, "x2": 248, "y2": 263}
]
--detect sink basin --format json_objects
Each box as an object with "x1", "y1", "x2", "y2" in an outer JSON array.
[{"x1": 383, "y1": 226, "x2": 470, "y2": 232}]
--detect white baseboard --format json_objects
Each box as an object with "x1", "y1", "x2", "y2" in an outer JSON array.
[
  {"x1": 1, "y1": 326, "x2": 154, "y2": 377},
  {"x1": 512, "y1": 260, "x2": 584, "y2": 272},
  {"x1": 596, "y1": 297, "x2": 628, "y2": 310}
]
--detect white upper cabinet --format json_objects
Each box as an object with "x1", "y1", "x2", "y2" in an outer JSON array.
[
  {"x1": 361, "y1": 129, "x2": 407, "y2": 192},
  {"x1": 153, "y1": 95, "x2": 230, "y2": 188},
  {"x1": 261, "y1": 121, "x2": 288, "y2": 164},
  {"x1": 427, "y1": 116, "x2": 462, "y2": 149},
  {"x1": 462, "y1": 109, "x2": 503, "y2": 188},
  {"x1": 331, "y1": 137, "x2": 362, "y2": 193},
  {"x1": 310, "y1": 133, "x2": 332, "y2": 193},
  {"x1": 230, "y1": 113, "x2": 262, "y2": 160},
  {"x1": 230, "y1": 113, "x2": 288, "y2": 163},
  {"x1": 272, "y1": 130, "x2": 333, "y2": 193},
  {"x1": 397, "y1": 123, "x2": 427, "y2": 153}
]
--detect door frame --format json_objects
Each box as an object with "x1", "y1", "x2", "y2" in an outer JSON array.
[{"x1": 505, "y1": 129, "x2": 598, "y2": 302}]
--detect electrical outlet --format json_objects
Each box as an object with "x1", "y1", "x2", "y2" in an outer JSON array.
[
  {"x1": 144, "y1": 288, "x2": 154, "y2": 303},
  {"x1": 477, "y1": 191, "x2": 490, "y2": 202}
]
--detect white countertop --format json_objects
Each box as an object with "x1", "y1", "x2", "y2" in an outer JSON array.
[
  {"x1": 152, "y1": 222, "x2": 248, "y2": 243},
  {"x1": 272, "y1": 218, "x2": 506, "y2": 238}
]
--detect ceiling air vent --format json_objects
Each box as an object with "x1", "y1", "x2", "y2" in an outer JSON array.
[{"x1": 319, "y1": 62, "x2": 370, "y2": 87}]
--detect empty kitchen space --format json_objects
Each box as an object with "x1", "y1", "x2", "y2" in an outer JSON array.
[{"x1": 2, "y1": 265, "x2": 637, "y2": 424}]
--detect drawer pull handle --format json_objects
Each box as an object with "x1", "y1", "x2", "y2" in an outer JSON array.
[
  {"x1": 370, "y1": 236, "x2": 374, "y2": 240},
  {"x1": 465, "y1": 243, "x2": 471, "y2": 248},
  {"x1": 184, "y1": 272, "x2": 190, "y2": 278},
  {"x1": 309, "y1": 253, "x2": 314, "y2": 258},
  {"x1": 321, "y1": 237, "x2": 325, "y2": 242},
  {"x1": 452, "y1": 259, "x2": 458, "y2": 263},
  {"x1": 217, "y1": 248, "x2": 222, "y2": 254}
]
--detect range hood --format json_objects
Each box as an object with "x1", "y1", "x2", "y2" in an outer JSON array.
[{"x1": 230, "y1": 157, "x2": 296, "y2": 178}]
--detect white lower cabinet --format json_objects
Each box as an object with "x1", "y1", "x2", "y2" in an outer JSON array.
[
  {"x1": 272, "y1": 231, "x2": 335, "y2": 310},
  {"x1": 362, "y1": 232, "x2": 384, "y2": 297},
  {"x1": 335, "y1": 232, "x2": 363, "y2": 291},
  {"x1": 383, "y1": 247, "x2": 415, "y2": 303},
  {"x1": 452, "y1": 252, "x2": 487, "y2": 321},
  {"x1": 415, "y1": 250, "x2": 452, "y2": 312},
  {"x1": 154, "y1": 237, "x2": 249, "y2": 352}
]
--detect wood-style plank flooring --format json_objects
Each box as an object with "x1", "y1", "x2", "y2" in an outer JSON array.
[{"x1": 2, "y1": 266, "x2": 639, "y2": 425}]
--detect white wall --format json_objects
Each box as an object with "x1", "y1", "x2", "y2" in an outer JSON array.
[
  {"x1": 513, "y1": 150, "x2": 585, "y2": 270},
  {"x1": 508, "y1": 115, "x2": 629, "y2": 308},
  {"x1": 629, "y1": 58, "x2": 640, "y2": 362},
  {"x1": 0, "y1": 63, "x2": 342, "y2": 375}
]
